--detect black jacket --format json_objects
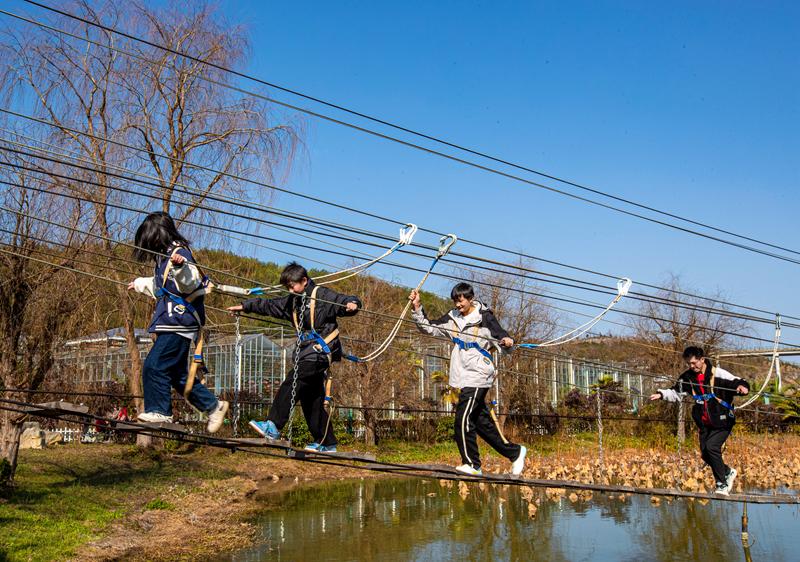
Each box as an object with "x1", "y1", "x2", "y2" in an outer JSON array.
[
  {"x1": 242, "y1": 280, "x2": 361, "y2": 362},
  {"x1": 658, "y1": 363, "x2": 750, "y2": 430}
]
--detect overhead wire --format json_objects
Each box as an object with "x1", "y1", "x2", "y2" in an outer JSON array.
[
  {"x1": 2, "y1": 241, "x2": 796, "y2": 413},
  {"x1": 3, "y1": 185, "x2": 797, "y2": 351},
  {"x1": 9, "y1": 3, "x2": 800, "y2": 267},
  {"x1": 3, "y1": 141, "x2": 798, "y2": 343},
  {"x1": 2, "y1": 107, "x2": 798, "y2": 325}
]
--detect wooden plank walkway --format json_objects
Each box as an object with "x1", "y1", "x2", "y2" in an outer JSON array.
[{"x1": 19, "y1": 401, "x2": 799, "y2": 505}]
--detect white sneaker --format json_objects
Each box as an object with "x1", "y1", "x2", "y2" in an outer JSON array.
[
  {"x1": 137, "y1": 412, "x2": 174, "y2": 424},
  {"x1": 511, "y1": 445, "x2": 528, "y2": 476},
  {"x1": 725, "y1": 468, "x2": 737, "y2": 493},
  {"x1": 714, "y1": 482, "x2": 730, "y2": 496},
  {"x1": 206, "y1": 401, "x2": 229, "y2": 433},
  {"x1": 455, "y1": 464, "x2": 483, "y2": 476}
]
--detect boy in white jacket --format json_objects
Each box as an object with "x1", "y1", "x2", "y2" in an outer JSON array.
[{"x1": 410, "y1": 282, "x2": 527, "y2": 476}]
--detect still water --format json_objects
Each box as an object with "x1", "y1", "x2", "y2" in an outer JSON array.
[{"x1": 216, "y1": 478, "x2": 800, "y2": 562}]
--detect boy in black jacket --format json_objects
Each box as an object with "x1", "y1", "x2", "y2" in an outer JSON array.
[
  {"x1": 227, "y1": 263, "x2": 361, "y2": 452},
  {"x1": 650, "y1": 346, "x2": 750, "y2": 495}
]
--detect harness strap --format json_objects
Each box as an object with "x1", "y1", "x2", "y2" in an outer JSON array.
[
  {"x1": 184, "y1": 331, "x2": 207, "y2": 399},
  {"x1": 693, "y1": 369, "x2": 734, "y2": 411},
  {"x1": 292, "y1": 286, "x2": 337, "y2": 360},
  {"x1": 452, "y1": 325, "x2": 494, "y2": 361},
  {"x1": 158, "y1": 245, "x2": 207, "y2": 398}
]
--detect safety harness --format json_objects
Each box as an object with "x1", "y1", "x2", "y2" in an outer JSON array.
[
  {"x1": 451, "y1": 325, "x2": 494, "y2": 362},
  {"x1": 154, "y1": 246, "x2": 209, "y2": 398},
  {"x1": 692, "y1": 367, "x2": 734, "y2": 412},
  {"x1": 292, "y1": 285, "x2": 339, "y2": 363}
]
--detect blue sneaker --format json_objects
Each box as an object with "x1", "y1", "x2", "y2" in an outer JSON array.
[
  {"x1": 304, "y1": 442, "x2": 321, "y2": 451},
  {"x1": 318, "y1": 445, "x2": 337, "y2": 453},
  {"x1": 249, "y1": 420, "x2": 280, "y2": 440}
]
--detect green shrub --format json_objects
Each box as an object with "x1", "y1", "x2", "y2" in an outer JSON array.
[{"x1": 435, "y1": 415, "x2": 455, "y2": 443}]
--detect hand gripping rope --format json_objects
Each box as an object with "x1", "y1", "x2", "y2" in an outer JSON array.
[
  {"x1": 517, "y1": 277, "x2": 632, "y2": 349},
  {"x1": 342, "y1": 233, "x2": 458, "y2": 363},
  {"x1": 207, "y1": 223, "x2": 418, "y2": 298}
]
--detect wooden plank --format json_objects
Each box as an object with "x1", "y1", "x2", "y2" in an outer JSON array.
[
  {"x1": 25, "y1": 401, "x2": 89, "y2": 415},
  {"x1": 222, "y1": 437, "x2": 293, "y2": 448},
  {"x1": 113, "y1": 420, "x2": 187, "y2": 433},
  {"x1": 304, "y1": 450, "x2": 377, "y2": 462}
]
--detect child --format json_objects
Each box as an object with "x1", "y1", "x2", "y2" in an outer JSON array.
[
  {"x1": 128, "y1": 212, "x2": 228, "y2": 432},
  {"x1": 650, "y1": 346, "x2": 750, "y2": 495},
  {"x1": 227, "y1": 262, "x2": 361, "y2": 452},
  {"x1": 410, "y1": 282, "x2": 527, "y2": 476}
]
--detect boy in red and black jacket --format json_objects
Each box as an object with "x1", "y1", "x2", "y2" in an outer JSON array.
[{"x1": 650, "y1": 346, "x2": 750, "y2": 495}]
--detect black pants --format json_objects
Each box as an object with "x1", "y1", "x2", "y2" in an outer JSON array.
[
  {"x1": 698, "y1": 425, "x2": 731, "y2": 484},
  {"x1": 268, "y1": 358, "x2": 336, "y2": 446},
  {"x1": 455, "y1": 387, "x2": 521, "y2": 469}
]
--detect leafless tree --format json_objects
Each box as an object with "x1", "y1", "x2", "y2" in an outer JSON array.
[
  {"x1": 629, "y1": 274, "x2": 748, "y2": 374},
  {"x1": 0, "y1": 0, "x2": 299, "y2": 422},
  {"x1": 0, "y1": 149, "x2": 85, "y2": 486}
]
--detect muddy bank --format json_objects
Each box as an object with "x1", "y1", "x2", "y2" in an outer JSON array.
[{"x1": 68, "y1": 448, "x2": 381, "y2": 562}]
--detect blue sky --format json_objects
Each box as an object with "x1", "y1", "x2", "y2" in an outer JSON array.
[
  {"x1": 5, "y1": 1, "x2": 799, "y2": 345},
  {"x1": 225, "y1": 1, "x2": 799, "y2": 343}
]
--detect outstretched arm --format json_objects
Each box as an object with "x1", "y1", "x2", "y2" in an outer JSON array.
[
  {"x1": 650, "y1": 376, "x2": 689, "y2": 402},
  {"x1": 127, "y1": 276, "x2": 155, "y2": 298}
]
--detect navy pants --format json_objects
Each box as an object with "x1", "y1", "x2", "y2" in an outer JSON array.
[
  {"x1": 268, "y1": 358, "x2": 336, "y2": 446},
  {"x1": 698, "y1": 426, "x2": 731, "y2": 484},
  {"x1": 142, "y1": 332, "x2": 218, "y2": 415},
  {"x1": 455, "y1": 387, "x2": 521, "y2": 469}
]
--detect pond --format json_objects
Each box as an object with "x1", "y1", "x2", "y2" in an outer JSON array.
[{"x1": 215, "y1": 477, "x2": 800, "y2": 562}]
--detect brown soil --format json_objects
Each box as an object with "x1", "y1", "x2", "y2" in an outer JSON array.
[{"x1": 72, "y1": 449, "x2": 381, "y2": 562}]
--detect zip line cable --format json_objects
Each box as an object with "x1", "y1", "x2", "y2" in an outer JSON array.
[
  {"x1": 2, "y1": 143, "x2": 797, "y2": 335},
  {"x1": 2, "y1": 243, "x2": 797, "y2": 413},
  {"x1": 4, "y1": 188, "x2": 795, "y2": 352},
  {"x1": 11, "y1": 2, "x2": 800, "y2": 265},
  {"x1": 3, "y1": 108, "x2": 797, "y2": 325},
  {"x1": 9, "y1": 221, "x2": 782, "y2": 375},
  {"x1": 2, "y1": 186, "x2": 798, "y2": 353}
]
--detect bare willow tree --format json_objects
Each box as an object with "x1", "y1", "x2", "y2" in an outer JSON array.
[
  {"x1": 0, "y1": 150, "x2": 86, "y2": 486},
  {"x1": 1, "y1": 0, "x2": 299, "y2": 415},
  {"x1": 630, "y1": 274, "x2": 748, "y2": 374}
]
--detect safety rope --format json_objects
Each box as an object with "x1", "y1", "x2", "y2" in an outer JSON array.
[
  {"x1": 517, "y1": 278, "x2": 632, "y2": 348},
  {"x1": 232, "y1": 315, "x2": 242, "y2": 436},
  {"x1": 343, "y1": 233, "x2": 457, "y2": 363},
  {"x1": 211, "y1": 223, "x2": 418, "y2": 298},
  {"x1": 737, "y1": 314, "x2": 782, "y2": 409}
]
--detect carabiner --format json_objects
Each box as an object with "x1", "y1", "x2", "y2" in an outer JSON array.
[
  {"x1": 398, "y1": 223, "x2": 418, "y2": 246},
  {"x1": 437, "y1": 233, "x2": 458, "y2": 257},
  {"x1": 616, "y1": 277, "x2": 632, "y2": 297}
]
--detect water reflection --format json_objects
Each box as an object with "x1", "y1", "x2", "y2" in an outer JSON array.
[{"x1": 214, "y1": 478, "x2": 800, "y2": 562}]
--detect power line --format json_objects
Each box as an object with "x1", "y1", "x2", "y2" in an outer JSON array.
[
  {"x1": 4, "y1": 181, "x2": 796, "y2": 350},
  {"x1": 3, "y1": 107, "x2": 797, "y2": 324},
  {"x1": 3, "y1": 244, "x2": 796, "y2": 414},
  {"x1": 3, "y1": 142, "x2": 798, "y2": 338},
  {"x1": 12, "y1": 2, "x2": 800, "y2": 266}
]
